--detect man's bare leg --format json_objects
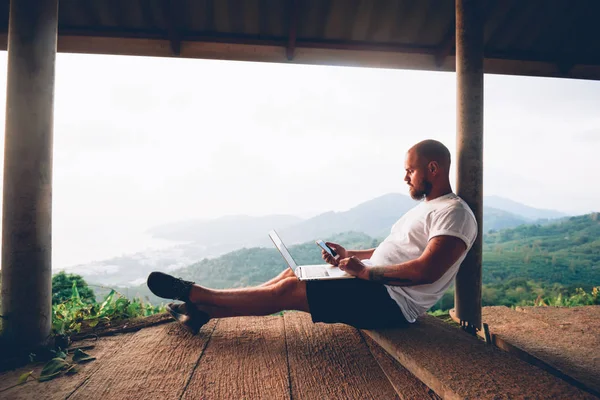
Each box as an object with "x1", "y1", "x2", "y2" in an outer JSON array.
[
  {"x1": 188, "y1": 277, "x2": 309, "y2": 318},
  {"x1": 259, "y1": 268, "x2": 296, "y2": 287}
]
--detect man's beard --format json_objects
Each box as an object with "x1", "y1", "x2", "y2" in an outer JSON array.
[{"x1": 409, "y1": 180, "x2": 433, "y2": 200}]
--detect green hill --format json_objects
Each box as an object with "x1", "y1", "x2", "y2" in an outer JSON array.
[
  {"x1": 177, "y1": 231, "x2": 378, "y2": 288},
  {"x1": 125, "y1": 232, "x2": 378, "y2": 303},
  {"x1": 128, "y1": 214, "x2": 599, "y2": 307},
  {"x1": 483, "y1": 213, "x2": 600, "y2": 286}
]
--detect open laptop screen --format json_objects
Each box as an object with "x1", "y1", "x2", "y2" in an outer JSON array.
[{"x1": 268, "y1": 230, "x2": 298, "y2": 270}]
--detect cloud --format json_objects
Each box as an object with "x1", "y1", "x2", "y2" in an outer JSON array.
[{"x1": 574, "y1": 129, "x2": 600, "y2": 143}]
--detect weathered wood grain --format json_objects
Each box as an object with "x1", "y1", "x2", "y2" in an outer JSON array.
[
  {"x1": 364, "y1": 315, "x2": 595, "y2": 400},
  {"x1": 362, "y1": 332, "x2": 441, "y2": 400},
  {"x1": 284, "y1": 312, "x2": 399, "y2": 399},
  {"x1": 71, "y1": 312, "x2": 173, "y2": 340},
  {"x1": 483, "y1": 306, "x2": 600, "y2": 397},
  {"x1": 67, "y1": 320, "x2": 216, "y2": 400},
  {"x1": 514, "y1": 305, "x2": 600, "y2": 337},
  {"x1": 0, "y1": 335, "x2": 133, "y2": 400},
  {"x1": 182, "y1": 316, "x2": 290, "y2": 400}
]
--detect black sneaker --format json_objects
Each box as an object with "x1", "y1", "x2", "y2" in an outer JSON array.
[
  {"x1": 166, "y1": 302, "x2": 210, "y2": 335},
  {"x1": 147, "y1": 271, "x2": 194, "y2": 302}
]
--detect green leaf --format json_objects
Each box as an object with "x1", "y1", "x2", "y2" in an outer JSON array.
[
  {"x1": 99, "y1": 290, "x2": 116, "y2": 312},
  {"x1": 71, "y1": 281, "x2": 82, "y2": 304},
  {"x1": 50, "y1": 348, "x2": 68, "y2": 359},
  {"x1": 52, "y1": 319, "x2": 66, "y2": 335},
  {"x1": 39, "y1": 358, "x2": 70, "y2": 382},
  {"x1": 87, "y1": 318, "x2": 99, "y2": 328},
  {"x1": 115, "y1": 297, "x2": 129, "y2": 314},
  {"x1": 72, "y1": 349, "x2": 96, "y2": 363},
  {"x1": 71, "y1": 322, "x2": 82, "y2": 333},
  {"x1": 65, "y1": 364, "x2": 78, "y2": 375},
  {"x1": 17, "y1": 371, "x2": 33, "y2": 385},
  {"x1": 127, "y1": 301, "x2": 142, "y2": 317},
  {"x1": 39, "y1": 371, "x2": 64, "y2": 382}
]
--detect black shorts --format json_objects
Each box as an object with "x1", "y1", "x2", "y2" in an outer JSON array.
[{"x1": 306, "y1": 278, "x2": 409, "y2": 329}]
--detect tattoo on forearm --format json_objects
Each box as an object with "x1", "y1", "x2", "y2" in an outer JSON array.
[{"x1": 368, "y1": 267, "x2": 413, "y2": 285}]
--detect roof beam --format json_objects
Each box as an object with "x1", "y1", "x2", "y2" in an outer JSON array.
[
  {"x1": 139, "y1": 0, "x2": 158, "y2": 32},
  {"x1": 1, "y1": 33, "x2": 599, "y2": 80},
  {"x1": 286, "y1": 0, "x2": 299, "y2": 60},
  {"x1": 108, "y1": 0, "x2": 127, "y2": 28},
  {"x1": 11, "y1": 26, "x2": 600, "y2": 76},
  {"x1": 80, "y1": 0, "x2": 100, "y2": 27},
  {"x1": 164, "y1": 0, "x2": 182, "y2": 56},
  {"x1": 557, "y1": 61, "x2": 575, "y2": 76},
  {"x1": 435, "y1": 22, "x2": 455, "y2": 67},
  {"x1": 484, "y1": 0, "x2": 520, "y2": 48},
  {"x1": 552, "y1": 0, "x2": 592, "y2": 76},
  {"x1": 436, "y1": 0, "x2": 499, "y2": 68}
]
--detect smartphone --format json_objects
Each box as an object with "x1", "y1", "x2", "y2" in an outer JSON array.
[{"x1": 316, "y1": 239, "x2": 339, "y2": 260}]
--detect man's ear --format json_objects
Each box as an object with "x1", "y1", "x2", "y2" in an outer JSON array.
[{"x1": 428, "y1": 161, "x2": 439, "y2": 175}]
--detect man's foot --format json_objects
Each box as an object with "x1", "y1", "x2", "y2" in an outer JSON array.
[
  {"x1": 165, "y1": 302, "x2": 211, "y2": 335},
  {"x1": 147, "y1": 271, "x2": 195, "y2": 302}
]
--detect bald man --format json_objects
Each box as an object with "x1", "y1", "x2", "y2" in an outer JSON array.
[{"x1": 147, "y1": 140, "x2": 478, "y2": 333}]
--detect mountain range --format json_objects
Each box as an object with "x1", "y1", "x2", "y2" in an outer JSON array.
[
  {"x1": 484, "y1": 195, "x2": 565, "y2": 220},
  {"x1": 63, "y1": 193, "x2": 568, "y2": 287},
  {"x1": 149, "y1": 193, "x2": 566, "y2": 243}
]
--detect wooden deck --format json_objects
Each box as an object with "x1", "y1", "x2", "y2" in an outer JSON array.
[
  {"x1": 482, "y1": 305, "x2": 600, "y2": 397},
  {"x1": 1, "y1": 307, "x2": 598, "y2": 399},
  {"x1": 0, "y1": 312, "x2": 435, "y2": 400}
]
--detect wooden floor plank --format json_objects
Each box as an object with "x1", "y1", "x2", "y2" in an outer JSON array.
[
  {"x1": 284, "y1": 312, "x2": 399, "y2": 400},
  {"x1": 362, "y1": 333, "x2": 441, "y2": 400},
  {"x1": 365, "y1": 315, "x2": 595, "y2": 400},
  {"x1": 182, "y1": 316, "x2": 290, "y2": 400},
  {"x1": 68, "y1": 320, "x2": 216, "y2": 400},
  {"x1": 514, "y1": 305, "x2": 600, "y2": 336},
  {"x1": 483, "y1": 306, "x2": 600, "y2": 397},
  {"x1": 0, "y1": 335, "x2": 134, "y2": 400}
]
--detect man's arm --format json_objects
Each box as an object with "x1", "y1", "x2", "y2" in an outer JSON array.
[
  {"x1": 339, "y1": 236, "x2": 467, "y2": 286},
  {"x1": 347, "y1": 248, "x2": 376, "y2": 259},
  {"x1": 368, "y1": 236, "x2": 467, "y2": 285}
]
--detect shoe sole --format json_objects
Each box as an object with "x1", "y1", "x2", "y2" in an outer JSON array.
[{"x1": 166, "y1": 303, "x2": 209, "y2": 335}]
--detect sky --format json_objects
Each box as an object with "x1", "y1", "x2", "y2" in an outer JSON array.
[{"x1": 0, "y1": 51, "x2": 598, "y2": 267}]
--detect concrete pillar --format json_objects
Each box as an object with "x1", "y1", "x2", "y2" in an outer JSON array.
[
  {"x1": 1, "y1": 0, "x2": 59, "y2": 349},
  {"x1": 454, "y1": 0, "x2": 484, "y2": 332}
]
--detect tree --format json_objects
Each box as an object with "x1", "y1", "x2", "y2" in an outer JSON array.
[{"x1": 52, "y1": 272, "x2": 96, "y2": 305}]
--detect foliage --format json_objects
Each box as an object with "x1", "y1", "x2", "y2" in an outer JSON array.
[
  {"x1": 72, "y1": 348, "x2": 96, "y2": 363},
  {"x1": 482, "y1": 213, "x2": 600, "y2": 286},
  {"x1": 427, "y1": 310, "x2": 460, "y2": 327},
  {"x1": 52, "y1": 271, "x2": 96, "y2": 305},
  {"x1": 39, "y1": 357, "x2": 73, "y2": 382},
  {"x1": 533, "y1": 286, "x2": 599, "y2": 307},
  {"x1": 0, "y1": 348, "x2": 98, "y2": 392},
  {"x1": 52, "y1": 281, "x2": 164, "y2": 336},
  {"x1": 430, "y1": 283, "x2": 599, "y2": 312}
]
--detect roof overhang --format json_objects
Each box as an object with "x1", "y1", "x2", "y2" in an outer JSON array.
[{"x1": 1, "y1": 0, "x2": 599, "y2": 80}]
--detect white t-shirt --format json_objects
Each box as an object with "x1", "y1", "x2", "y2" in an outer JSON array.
[{"x1": 364, "y1": 193, "x2": 478, "y2": 323}]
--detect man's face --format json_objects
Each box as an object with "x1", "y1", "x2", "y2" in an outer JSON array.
[{"x1": 404, "y1": 151, "x2": 432, "y2": 200}]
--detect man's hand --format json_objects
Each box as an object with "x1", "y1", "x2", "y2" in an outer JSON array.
[
  {"x1": 338, "y1": 256, "x2": 369, "y2": 280},
  {"x1": 321, "y1": 242, "x2": 347, "y2": 266}
]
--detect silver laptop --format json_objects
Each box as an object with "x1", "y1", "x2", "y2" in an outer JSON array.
[{"x1": 269, "y1": 230, "x2": 355, "y2": 281}]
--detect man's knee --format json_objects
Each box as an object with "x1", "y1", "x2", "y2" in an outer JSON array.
[
  {"x1": 272, "y1": 277, "x2": 304, "y2": 298},
  {"x1": 272, "y1": 277, "x2": 309, "y2": 311},
  {"x1": 283, "y1": 268, "x2": 295, "y2": 278}
]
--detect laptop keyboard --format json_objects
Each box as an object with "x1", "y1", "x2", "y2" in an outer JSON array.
[{"x1": 303, "y1": 268, "x2": 329, "y2": 278}]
